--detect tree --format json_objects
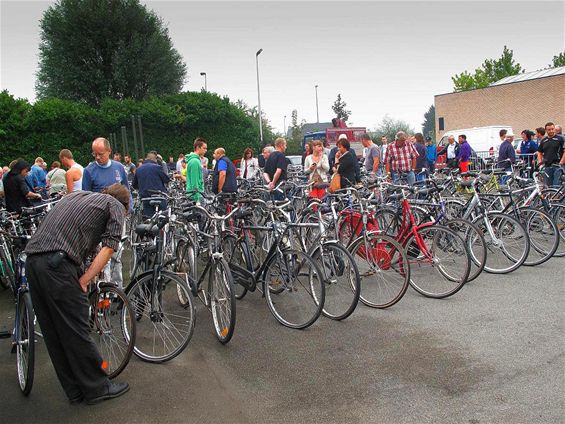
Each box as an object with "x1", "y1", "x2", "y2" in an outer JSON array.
[
  {"x1": 287, "y1": 109, "x2": 304, "y2": 154},
  {"x1": 452, "y1": 46, "x2": 524, "y2": 91},
  {"x1": 331, "y1": 94, "x2": 351, "y2": 122},
  {"x1": 372, "y1": 115, "x2": 415, "y2": 143},
  {"x1": 421, "y1": 105, "x2": 435, "y2": 141},
  {"x1": 36, "y1": 0, "x2": 187, "y2": 105},
  {"x1": 550, "y1": 52, "x2": 565, "y2": 67}
]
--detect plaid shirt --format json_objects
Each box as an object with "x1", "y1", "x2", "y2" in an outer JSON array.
[{"x1": 383, "y1": 142, "x2": 419, "y2": 172}]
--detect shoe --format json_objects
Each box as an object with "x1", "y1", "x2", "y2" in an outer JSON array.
[
  {"x1": 68, "y1": 394, "x2": 84, "y2": 404},
  {"x1": 85, "y1": 382, "x2": 129, "y2": 405}
]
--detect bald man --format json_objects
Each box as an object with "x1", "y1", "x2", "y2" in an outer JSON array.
[{"x1": 212, "y1": 148, "x2": 237, "y2": 194}]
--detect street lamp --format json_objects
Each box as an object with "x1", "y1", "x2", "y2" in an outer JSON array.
[
  {"x1": 315, "y1": 85, "x2": 319, "y2": 123},
  {"x1": 200, "y1": 72, "x2": 207, "y2": 91},
  {"x1": 256, "y1": 48, "x2": 263, "y2": 144},
  {"x1": 283, "y1": 115, "x2": 287, "y2": 137}
]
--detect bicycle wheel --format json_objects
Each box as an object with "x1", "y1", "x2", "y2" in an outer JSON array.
[
  {"x1": 349, "y1": 233, "x2": 410, "y2": 308},
  {"x1": 518, "y1": 207, "x2": 559, "y2": 266},
  {"x1": 445, "y1": 218, "x2": 487, "y2": 282},
  {"x1": 264, "y1": 249, "x2": 325, "y2": 329},
  {"x1": 548, "y1": 203, "x2": 565, "y2": 257},
  {"x1": 0, "y1": 242, "x2": 15, "y2": 291},
  {"x1": 16, "y1": 292, "x2": 34, "y2": 396},
  {"x1": 406, "y1": 225, "x2": 470, "y2": 299},
  {"x1": 472, "y1": 212, "x2": 530, "y2": 274},
  {"x1": 311, "y1": 242, "x2": 360, "y2": 320},
  {"x1": 127, "y1": 272, "x2": 195, "y2": 362},
  {"x1": 371, "y1": 207, "x2": 400, "y2": 237},
  {"x1": 222, "y1": 234, "x2": 249, "y2": 300},
  {"x1": 89, "y1": 285, "x2": 136, "y2": 379},
  {"x1": 174, "y1": 238, "x2": 197, "y2": 301},
  {"x1": 208, "y1": 258, "x2": 236, "y2": 344}
]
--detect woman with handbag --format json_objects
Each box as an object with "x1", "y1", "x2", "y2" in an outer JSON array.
[
  {"x1": 332, "y1": 138, "x2": 357, "y2": 189},
  {"x1": 304, "y1": 140, "x2": 329, "y2": 199}
]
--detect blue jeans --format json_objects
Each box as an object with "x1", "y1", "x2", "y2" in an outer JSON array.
[
  {"x1": 543, "y1": 166, "x2": 562, "y2": 187},
  {"x1": 392, "y1": 171, "x2": 415, "y2": 186}
]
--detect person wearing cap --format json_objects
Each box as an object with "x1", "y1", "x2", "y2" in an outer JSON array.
[
  {"x1": 438, "y1": 136, "x2": 460, "y2": 169},
  {"x1": 3, "y1": 159, "x2": 42, "y2": 213}
]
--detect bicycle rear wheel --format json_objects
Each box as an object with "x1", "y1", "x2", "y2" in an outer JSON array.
[
  {"x1": 264, "y1": 249, "x2": 325, "y2": 329},
  {"x1": 89, "y1": 285, "x2": 136, "y2": 379},
  {"x1": 222, "y1": 234, "x2": 249, "y2": 300},
  {"x1": 349, "y1": 233, "x2": 410, "y2": 309},
  {"x1": 472, "y1": 212, "x2": 530, "y2": 274},
  {"x1": 548, "y1": 203, "x2": 565, "y2": 257},
  {"x1": 0, "y1": 242, "x2": 15, "y2": 291},
  {"x1": 406, "y1": 225, "x2": 470, "y2": 299},
  {"x1": 311, "y1": 242, "x2": 360, "y2": 320},
  {"x1": 518, "y1": 207, "x2": 559, "y2": 266},
  {"x1": 127, "y1": 272, "x2": 195, "y2": 362},
  {"x1": 16, "y1": 292, "x2": 34, "y2": 396}
]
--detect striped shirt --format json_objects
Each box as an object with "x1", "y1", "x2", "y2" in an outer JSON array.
[{"x1": 25, "y1": 191, "x2": 125, "y2": 265}]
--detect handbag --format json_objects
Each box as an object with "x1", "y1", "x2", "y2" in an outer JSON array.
[{"x1": 328, "y1": 171, "x2": 341, "y2": 193}]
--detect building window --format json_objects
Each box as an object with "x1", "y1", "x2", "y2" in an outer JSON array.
[{"x1": 438, "y1": 117, "x2": 444, "y2": 131}]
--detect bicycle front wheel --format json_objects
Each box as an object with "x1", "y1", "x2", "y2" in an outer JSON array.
[
  {"x1": 518, "y1": 207, "x2": 559, "y2": 266},
  {"x1": 311, "y1": 242, "x2": 360, "y2": 321},
  {"x1": 548, "y1": 203, "x2": 565, "y2": 257},
  {"x1": 89, "y1": 285, "x2": 136, "y2": 379},
  {"x1": 445, "y1": 218, "x2": 487, "y2": 282},
  {"x1": 16, "y1": 292, "x2": 34, "y2": 395},
  {"x1": 127, "y1": 272, "x2": 195, "y2": 362},
  {"x1": 209, "y1": 258, "x2": 236, "y2": 344},
  {"x1": 264, "y1": 249, "x2": 325, "y2": 329},
  {"x1": 349, "y1": 233, "x2": 410, "y2": 309},
  {"x1": 406, "y1": 225, "x2": 470, "y2": 299},
  {"x1": 473, "y1": 212, "x2": 530, "y2": 274}
]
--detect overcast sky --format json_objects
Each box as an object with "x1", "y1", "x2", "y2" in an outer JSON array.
[{"x1": 1, "y1": 0, "x2": 564, "y2": 134}]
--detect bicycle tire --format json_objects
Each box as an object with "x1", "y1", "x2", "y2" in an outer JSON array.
[
  {"x1": 311, "y1": 242, "x2": 361, "y2": 320},
  {"x1": 222, "y1": 234, "x2": 249, "y2": 300},
  {"x1": 174, "y1": 238, "x2": 197, "y2": 299},
  {"x1": 472, "y1": 212, "x2": 530, "y2": 274},
  {"x1": 406, "y1": 225, "x2": 470, "y2": 299},
  {"x1": 548, "y1": 203, "x2": 565, "y2": 257},
  {"x1": 16, "y1": 291, "x2": 34, "y2": 396},
  {"x1": 0, "y1": 242, "x2": 15, "y2": 291},
  {"x1": 369, "y1": 207, "x2": 399, "y2": 238},
  {"x1": 127, "y1": 272, "x2": 195, "y2": 363},
  {"x1": 89, "y1": 285, "x2": 136, "y2": 379},
  {"x1": 349, "y1": 233, "x2": 410, "y2": 308},
  {"x1": 444, "y1": 218, "x2": 487, "y2": 282},
  {"x1": 518, "y1": 207, "x2": 559, "y2": 266},
  {"x1": 208, "y1": 258, "x2": 236, "y2": 344},
  {"x1": 263, "y1": 249, "x2": 325, "y2": 329}
]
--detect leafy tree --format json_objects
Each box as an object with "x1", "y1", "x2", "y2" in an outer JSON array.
[
  {"x1": 331, "y1": 94, "x2": 351, "y2": 122},
  {"x1": 452, "y1": 46, "x2": 524, "y2": 91},
  {"x1": 287, "y1": 109, "x2": 304, "y2": 154},
  {"x1": 421, "y1": 105, "x2": 435, "y2": 141},
  {"x1": 372, "y1": 115, "x2": 415, "y2": 144},
  {"x1": 36, "y1": 0, "x2": 186, "y2": 105},
  {"x1": 550, "y1": 52, "x2": 565, "y2": 67}
]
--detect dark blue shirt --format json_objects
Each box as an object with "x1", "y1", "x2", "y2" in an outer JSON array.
[
  {"x1": 497, "y1": 141, "x2": 516, "y2": 170},
  {"x1": 132, "y1": 160, "x2": 170, "y2": 198}
]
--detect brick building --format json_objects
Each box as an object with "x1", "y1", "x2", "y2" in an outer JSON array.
[{"x1": 435, "y1": 66, "x2": 565, "y2": 139}]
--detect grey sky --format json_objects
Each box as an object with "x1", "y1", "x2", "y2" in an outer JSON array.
[{"x1": 1, "y1": 1, "x2": 564, "y2": 134}]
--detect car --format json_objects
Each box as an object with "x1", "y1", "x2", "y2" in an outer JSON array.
[{"x1": 286, "y1": 155, "x2": 302, "y2": 166}]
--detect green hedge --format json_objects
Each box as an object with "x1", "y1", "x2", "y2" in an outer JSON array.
[{"x1": 0, "y1": 90, "x2": 275, "y2": 166}]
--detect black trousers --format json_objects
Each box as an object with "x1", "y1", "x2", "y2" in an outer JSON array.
[{"x1": 26, "y1": 253, "x2": 109, "y2": 400}]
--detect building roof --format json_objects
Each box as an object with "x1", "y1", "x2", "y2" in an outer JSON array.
[
  {"x1": 490, "y1": 66, "x2": 565, "y2": 86},
  {"x1": 286, "y1": 122, "x2": 333, "y2": 138}
]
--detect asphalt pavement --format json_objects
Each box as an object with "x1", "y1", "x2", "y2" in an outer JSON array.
[{"x1": 1, "y1": 256, "x2": 563, "y2": 423}]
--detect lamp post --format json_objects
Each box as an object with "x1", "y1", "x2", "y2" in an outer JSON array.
[
  {"x1": 255, "y1": 48, "x2": 263, "y2": 144},
  {"x1": 283, "y1": 115, "x2": 286, "y2": 137},
  {"x1": 315, "y1": 85, "x2": 319, "y2": 123},
  {"x1": 200, "y1": 72, "x2": 207, "y2": 91}
]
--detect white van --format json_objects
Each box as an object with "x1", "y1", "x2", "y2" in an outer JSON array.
[{"x1": 437, "y1": 125, "x2": 513, "y2": 154}]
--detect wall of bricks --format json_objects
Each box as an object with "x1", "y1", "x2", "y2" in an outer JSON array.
[{"x1": 435, "y1": 75, "x2": 565, "y2": 139}]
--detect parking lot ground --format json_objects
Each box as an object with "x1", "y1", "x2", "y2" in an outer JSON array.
[{"x1": 1, "y1": 257, "x2": 563, "y2": 423}]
